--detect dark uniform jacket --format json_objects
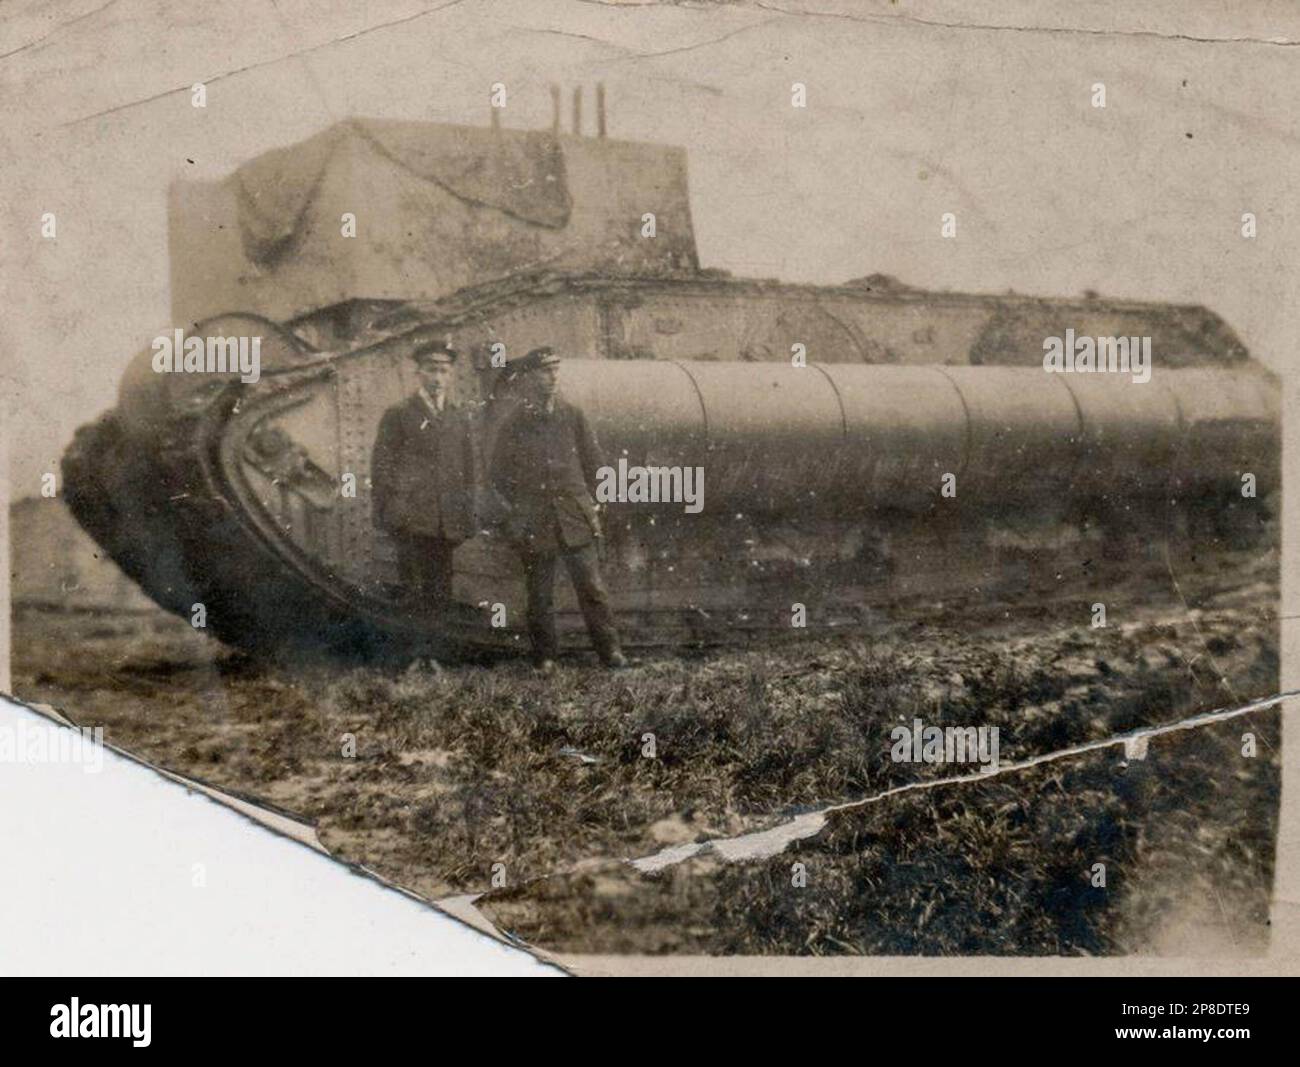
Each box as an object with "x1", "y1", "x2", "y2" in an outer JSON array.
[
  {"x1": 371, "y1": 392, "x2": 480, "y2": 542},
  {"x1": 489, "y1": 398, "x2": 605, "y2": 553}
]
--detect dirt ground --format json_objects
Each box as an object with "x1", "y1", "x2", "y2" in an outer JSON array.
[{"x1": 9, "y1": 545, "x2": 1281, "y2": 956}]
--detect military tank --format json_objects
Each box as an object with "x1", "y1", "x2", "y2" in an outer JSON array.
[{"x1": 62, "y1": 114, "x2": 1279, "y2": 661}]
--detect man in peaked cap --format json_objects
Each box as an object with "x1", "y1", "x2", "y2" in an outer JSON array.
[
  {"x1": 371, "y1": 341, "x2": 482, "y2": 611},
  {"x1": 489, "y1": 347, "x2": 626, "y2": 672}
]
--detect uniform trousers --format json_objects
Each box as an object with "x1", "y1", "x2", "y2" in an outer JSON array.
[
  {"x1": 395, "y1": 534, "x2": 459, "y2": 609},
  {"x1": 519, "y1": 542, "x2": 620, "y2": 662}
]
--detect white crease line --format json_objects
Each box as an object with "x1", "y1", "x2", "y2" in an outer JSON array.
[{"x1": 630, "y1": 689, "x2": 1300, "y2": 873}]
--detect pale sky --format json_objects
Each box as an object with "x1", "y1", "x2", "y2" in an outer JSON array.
[{"x1": 4, "y1": 0, "x2": 1299, "y2": 496}]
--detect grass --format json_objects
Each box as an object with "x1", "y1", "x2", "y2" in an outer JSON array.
[{"x1": 9, "y1": 547, "x2": 1282, "y2": 953}]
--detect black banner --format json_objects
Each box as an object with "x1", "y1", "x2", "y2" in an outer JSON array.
[{"x1": 1, "y1": 977, "x2": 1294, "y2": 1053}]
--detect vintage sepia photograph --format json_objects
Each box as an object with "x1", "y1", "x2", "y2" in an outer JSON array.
[{"x1": 3, "y1": 0, "x2": 1299, "y2": 990}]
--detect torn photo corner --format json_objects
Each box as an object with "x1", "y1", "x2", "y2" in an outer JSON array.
[
  {"x1": 0, "y1": 692, "x2": 560, "y2": 976},
  {"x1": 3, "y1": 0, "x2": 1300, "y2": 977}
]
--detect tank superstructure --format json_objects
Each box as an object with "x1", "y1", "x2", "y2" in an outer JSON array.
[{"x1": 62, "y1": 117, "x2": 1279, "y2": 660}]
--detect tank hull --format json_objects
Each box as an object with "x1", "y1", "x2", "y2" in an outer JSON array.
[{"x1": 62, "y1": 279, "x2": 1280, "y2": 661}]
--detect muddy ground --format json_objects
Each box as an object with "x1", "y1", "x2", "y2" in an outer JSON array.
[{"x1": 9, "y1": 546, "x2": 1282, "y2": 956}]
